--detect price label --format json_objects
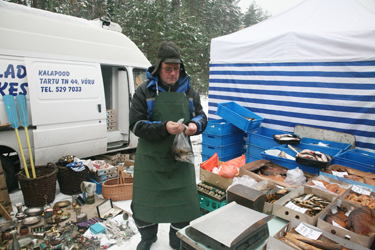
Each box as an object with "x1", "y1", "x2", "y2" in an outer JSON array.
[
  {"x1": 295, "y1": 223, "x2": 322, "y2": 240},
  {"x1": 352, "y1": 185, "x2": 371, "y2": 196},
  {"x1": 332, "y1": 171, "x2": 348, "y2": 177},
  {"x1": 312, "y1": 180, "x2": 328, "y2": 189},
  {"x1": 285, "y1": 201, "x2": 308, "y2": 214}
]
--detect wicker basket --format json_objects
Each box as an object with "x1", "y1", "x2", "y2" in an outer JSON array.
[
  {"x1": 16, "y1": 163, "x2": 58, "y2": 207},
  {"x1": 57, "y1": 164, "x2": 89, "y2": 195},
  {"x1": 102, "y1": 166, "x2": 133, "y2": 201}
]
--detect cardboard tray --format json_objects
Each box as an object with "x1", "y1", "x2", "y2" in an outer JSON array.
[
  {"x1": 320, "y1": 164, "x2": 375, "y2": 192},
  {"x1": 239, "y1": 159, "x2": 317, "y2": 188},
  {"x1": 251, "y1": 180, "x2": 294, "y2": 215},
  {"x1": 317, "y1": 198, "x2": 375, "y2": 248},
  {"x1": 272, "y1": 186, "x2": 337, "y2": 226},
  {"x1": 340, "y1": 186, "x2": 375, "y2": 210},
  {"x1": 269, "y1": 218, "x2": 370, "y2": 250},
  {"x1": 304, "y1": 175, "x2": 352, "y2": 197}
]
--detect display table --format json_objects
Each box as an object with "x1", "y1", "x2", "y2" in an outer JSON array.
[{"x1": 177, "y1": 216, "x2": 288, "y2": 250}]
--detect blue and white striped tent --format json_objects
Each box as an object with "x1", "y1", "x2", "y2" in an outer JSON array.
[{"x1": 208, "y1": 0, "x2": 375, "y2": 153}]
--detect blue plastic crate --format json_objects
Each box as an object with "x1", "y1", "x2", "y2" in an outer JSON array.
[
  {"x1": 204, "y1": 119, "x2": 242, "y2": 136},
  {"x1": 245, "y1": 153, "x2": 262, "y2": 164},
  {"x1": 202, "y1": 141, "x2": 245, "y2": 159},
  {"x1": 201, "y1": 152, "x2": 243, "y2": 162},
  {"x1": 246, "y1": 143, "x2": 266, "y2": 159},
  {"x1": 216, "y1": 102, "x2": 263, "y2": 132},
  {"x1": 261, "y1": 144, "x2": 342, "y2": 174},
  {"x1": 88, "y1": 176, "x2": 104, "y2": 195},
  {"x1": 247, "y1": 127, "x2": 288, "y2": 148},
  {"x1": 300, "y1": 138, "x2": 351, "y2": 151},
  {"x1": 332, "y1": 149, "x2": 375, "y2": 173},
  {"x1": 202, "y1": 132, "x2": 245, "y2": 147},
  {"x1": 199, "y1": 194, "x2": 227, "y2": 212}
]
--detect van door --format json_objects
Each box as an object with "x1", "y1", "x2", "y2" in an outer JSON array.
[
  {"x1": 102, "y1": 65, "x2": 131, "y2": 150},
  {"x1": 25, "y1": 58, "x2": 107, "y2": 164}
]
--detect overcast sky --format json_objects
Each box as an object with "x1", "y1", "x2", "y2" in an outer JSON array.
[{"x1": 238, "y1": 0, "x2": 375, "y2": 16}]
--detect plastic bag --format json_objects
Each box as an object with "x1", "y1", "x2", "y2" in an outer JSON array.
[
  {"x1": 284, "y1": 167, "x2": 306, "y2": 186},
  {"x1": 201, "y1": 153, "x2": 218, "y2": 172},
  {"x1": 218, "y1": 155, "x2": 246, "y2": 178},
  {"x1": 226, "y1": 175, "x2": 257, "y2": 192},
  {"x1": 171, "y1": 118, "x2": 194, "y2": 163}
]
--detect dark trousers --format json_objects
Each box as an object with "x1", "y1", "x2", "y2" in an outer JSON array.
[{"x1": 134, "y1": 217, "x2": 189, "y2": 248}]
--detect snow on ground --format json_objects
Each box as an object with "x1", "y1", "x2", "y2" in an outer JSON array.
[{"x1": 4, "y1": 95, "x2": 209, "y2": 250}]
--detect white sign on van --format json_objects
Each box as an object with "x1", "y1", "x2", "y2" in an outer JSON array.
[
  {"x1": 1, "y1": 60, "x2": 101, "y2": 100},
  {"x1": 31, "y1": 62, "x2": 100, "y2": 100}
]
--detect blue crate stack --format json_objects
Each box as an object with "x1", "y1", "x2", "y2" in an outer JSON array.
[
  {"x1": 245, "y1": 126, "x2": 288, "y2": 164},
  {"x1": 332, "y1": 148, "x2": 375, "y2": 173},
  {"x1": 201, "y1": 119, "x2": 245, "y2": 162}
]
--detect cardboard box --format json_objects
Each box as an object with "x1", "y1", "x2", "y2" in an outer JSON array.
[
  {"x1": 270, "y1": 218, "x2": 369, "y2": 250},
  {"x1": 106, "y1": 109, "x2": 116, "y2": 116},
  {"x1": 96, "y1": 165, "x2": 116, "y2": 176},
  {"x1": 320, "y1": 164, "x2": 375, "y2": 192},
  {"x1": 272, "y1": 186, "x2": 336, "y2": 226},
  {"x1": 89, "y1": 171, "x2": 118, "y2": 182},
  {"x1": 99, "y1": 153, "x2": 121, "y2": 161},
  {"x1": 317, "y1": 199, "x2": 375, "y2": 248},
  {"x1": 94, "y1": 156, "x2": 117, "y2": 165},
  {"x1": 340, "y1": 186, "x2": 375, "y2": 210},
  {"x1": 199, "y1": 167, "x2": 233, "y2": 190},
  {"x1": 239, "y1": 159, "x2": 317, "y2": 188},
  {"x1": 304, "y1": 175, "x2": 352, "y2": 197},
  {"x1": 251, "y1": 180, "x2": 294, "y2": 215}
]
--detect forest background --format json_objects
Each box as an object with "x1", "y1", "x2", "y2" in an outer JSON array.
[{"x1": 5, "y1": 0, "x2": 270, "y2": 94}]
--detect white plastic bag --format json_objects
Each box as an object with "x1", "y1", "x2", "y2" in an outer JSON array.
[
  {"x1": 171, "y1": 118, "x2": 194, "y2": 163},
  {"x1": 226, "y1": 175, "x2": 258, "y2": 192},
  {"x1": 284, "y1": 167, "x2": 306, "y2": 186}
]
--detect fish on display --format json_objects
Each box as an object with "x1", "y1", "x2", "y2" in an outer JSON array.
[
  {"x1": 325, "y1": 205, "x2": 375, "y2": 237},
  {"x1": 297, "y1": 149, "x2": 332, "y2": 162},
  {"x1": 288, "y1": 193, "x2": 331, "y2": 217},
  {"x1": 279, "y1": 228, "x2": 355, "y2": 250}
]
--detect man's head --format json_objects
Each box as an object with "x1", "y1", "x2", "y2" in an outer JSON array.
[
  {"x1": 151, "y1": 41, "x2": 183, "y2": 85},
  {"x1": 159, "y1": 62, "x2": 181, "y2": 85}
]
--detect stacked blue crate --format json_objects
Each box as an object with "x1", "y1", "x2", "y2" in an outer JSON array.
[
  {"x1": 331, "y1": 149, "x2": 375, "y2": 173},
  {"x1": 201, "y1": 119, "x2": 245, "y2": 162},
  {"x1": 213, "y1": 102, "x2": 268, "y2": 163},
  {"x1": 245, "y1": 126, "x2": 287, "y2": 163}
]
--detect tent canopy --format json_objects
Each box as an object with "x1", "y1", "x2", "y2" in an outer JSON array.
[
  {"x1": 208, "y1": 0, "x2": 375, "y2": 153},
  {"x1": 211, "y1": 0, "x2": 375, "y2": 63}
]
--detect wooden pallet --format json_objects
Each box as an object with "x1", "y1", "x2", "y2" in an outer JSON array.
[{"x1": 0, "y1": 158, "x2": 13, "y2": 219}]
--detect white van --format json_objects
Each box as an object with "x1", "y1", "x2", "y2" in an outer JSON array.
[{"x1": 0, "y1": 1, "x2": 150, "y2": 190}]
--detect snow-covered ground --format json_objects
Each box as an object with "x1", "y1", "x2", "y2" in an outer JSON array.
[{"x1": 5, "y1": 94, "x2": 209, "y2": 250}]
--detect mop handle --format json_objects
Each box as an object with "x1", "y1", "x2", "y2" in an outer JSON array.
[{"x1": 15, "y1": 128, "x2": 30, "y2": 178}]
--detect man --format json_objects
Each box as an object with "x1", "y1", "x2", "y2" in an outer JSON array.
[{"x1": 129, "y1": 41, "x2": 207, "y2": 250}]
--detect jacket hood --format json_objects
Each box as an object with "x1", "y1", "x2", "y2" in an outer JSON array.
[{"x1": 146, "y1": 67, "x2": 190, "y2": 93}]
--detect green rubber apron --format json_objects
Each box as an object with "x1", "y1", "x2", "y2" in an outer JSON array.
[{"x1": 132, "y1": 91, "x2": 200, "y2": 223}]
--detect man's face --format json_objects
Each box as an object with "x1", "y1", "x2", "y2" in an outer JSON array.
[{"x1": 159, "y1": 62, "x2": 180, "y2": 85}]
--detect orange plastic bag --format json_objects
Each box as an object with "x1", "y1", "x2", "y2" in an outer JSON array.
[
  {"x1": 200, "y1": 153, "x2": 218, "y2": 172},
  {"x1": 218, "y1": 155, "x2": 246, "y2": 178}
]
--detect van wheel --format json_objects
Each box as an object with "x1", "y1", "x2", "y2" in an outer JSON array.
[{"x1": 0, "y1": 155, "x2": 16, "y2": 192}]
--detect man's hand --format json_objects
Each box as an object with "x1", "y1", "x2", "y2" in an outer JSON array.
[
  {"x1": 185, "y1": 123, "x2": 197, "y2": 136},
  {"x1": 166, "y1": 121, "x2": 185, "y2": 135}
]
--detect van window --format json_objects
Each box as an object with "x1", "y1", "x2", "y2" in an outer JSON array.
[{"x1": 133, "y1": 68, "x2": 147, "y2": 89}]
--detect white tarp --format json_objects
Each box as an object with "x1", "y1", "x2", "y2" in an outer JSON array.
[{"x1": 208, "y1": 0, "x2": 375, "y2": 153}]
